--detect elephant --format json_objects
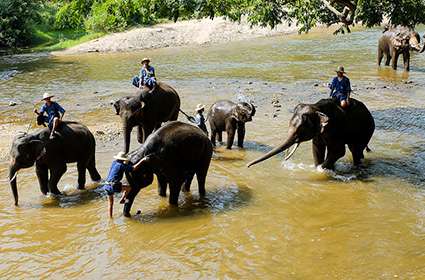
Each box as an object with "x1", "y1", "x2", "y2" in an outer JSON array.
[
  {"x1": 378, "y1": 26, "x2": 425, "y2": 71},
  {"x1": 9, "y1": 122, "x2": 101, "y2": 206},
  {"x1": 122, "y1": 121, "x2": 213, "y2": 217},
  {"x1": 248, "y1": 98, "x2": 375, "y2": 170},
  {"x1": 207, "y1": 100, "x2": 256, "y2": 149},
  {"x1": 113, "y1": 82, "x2": 180, "y2": 153}
]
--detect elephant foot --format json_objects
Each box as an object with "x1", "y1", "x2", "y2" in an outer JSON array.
[
  {"x1": 123, "y1": 211, "x2": 131, "y2": 218},
  {"x1": 77, "y1": 185, "x2": 86, "y2": 190}
]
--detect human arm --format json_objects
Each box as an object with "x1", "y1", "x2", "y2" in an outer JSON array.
[
  {"x1": 55, "y1": 103, "x2": 66, "y2": 120},
  {"x1": 150, "y1": 66, "x2": 155, "y2": 77},
  {"x1": 347, "y1": 78, "x2": 352, "y2": 98}
]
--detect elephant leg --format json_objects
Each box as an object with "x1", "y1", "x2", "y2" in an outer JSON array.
[
  {"x1": 36, "y1": 162, "x2": 48, "y2": 195},
  {"x1": 217, "y1": 131, "x2": 223, "y2": 143},
  {"x1": 392, "y1": 52, "x2": 399, "y2": 70},
  {"x1": 226, "y1": 128, "x2": 235, "y2": 149},
  {"x1": 403, "y1": 51, "x2": 410, "y2": 71},
  {"x1": 157, "y1": 174, "x2": 168, "y2": 197},
  {"x1": 312, "y1": 137, "x2": 326, "y2": 167},
  {"x1": 196, "y1": 164, "x2": 210, "y2": 198},
  {"x1": 48, "y1": 164, "x2": 67, "y2": 195},
  {"x1": 77, "y1": 161, "x2": 86, "y2": 190},
  {"x1": 169, "y1": 180, "x2": 184, "y2": 205},
  {"x1": 142, "y1": 125, "x2": 154, "y2": 143},
  {"x1": 123, "y1": 187, "x2": 142, "y2": 217},
  {"x1": 210, "y1": 129, "x2": 217, "y2": 147},
  {"x1": 87, "y1": 156, "x2": 101, "y2": 182},
  {"x1": 183, "y1": 173, "x2": 195, "y2": 193},
  {"x1": 348, "y1": 144, "x2": 364, "y2": 166},
  {"x1": 377, "y1": 48, "x2": 383, "y2": 66},
  {"x1": 237, "y1": 122, "x2": 246, "y2": 148},
  {"x1": 322, "y1": 144, "x2": 346, "y2": 170},
  {"x1": 385, "y1": 53, "x2": 391, "y2": 66}
]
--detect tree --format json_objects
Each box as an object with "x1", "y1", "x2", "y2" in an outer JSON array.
[{"x1": 0, "y1": 0, "x2": 41, "y2": 48}]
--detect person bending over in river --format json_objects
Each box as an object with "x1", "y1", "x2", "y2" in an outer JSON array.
[
  {"x1": 329, "y1": 66, "x2": 352, "y2": 109},
  {"x1": 34, "y1": 93, "x2": 66, "y2": 139},
  {"x1": 132, "y1": 57, "x2": 157, "y2": 98},
  {"x1": 103, "y1": 152, "x2": 145, "y2": 218}
]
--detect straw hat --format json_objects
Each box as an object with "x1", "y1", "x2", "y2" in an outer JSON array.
[
  {"x1": 113, "y1": 151, "x2": 130, "y2": 161},
  {"x1": 141, "y1": 57, "x2": 151, "y2": 64},
  {"x1": 41, "y1": 92, "x2": 54, "y2": 101},
  {"x1": 336, "y1": 66, "x2": 346, "y2": 74},
  {"x1": 195, "y1": 104, "x2": 205, "y2": 112}
]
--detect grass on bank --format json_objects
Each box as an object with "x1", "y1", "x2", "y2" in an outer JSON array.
[{"x1": 30, "y1": 27, "x2": 105, "y2": 52}]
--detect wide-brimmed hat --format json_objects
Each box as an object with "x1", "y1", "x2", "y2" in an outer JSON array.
[
  {"x1": 336, "y1": 66, "x2": 346, "y2": 73},
  {"x1": 41, "y1": 93, "x2": 54, "y2": 101},
  {"x1": 141, "y1": 57, "x2": 151, "y2": 64},
  {"x1": 195, "y1": 104, "x2": 205, "y2": 112},
  {"x1": 113, "y1": 151, "x2": 130, "y2": 161}
]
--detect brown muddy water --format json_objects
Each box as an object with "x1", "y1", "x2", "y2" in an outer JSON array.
[{"x1": 1, "y1": 28, "x2": 425, "y2": 279}]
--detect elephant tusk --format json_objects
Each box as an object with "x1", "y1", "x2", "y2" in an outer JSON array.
[
  {"x1": 9, "y1": 171, "x2": 17, "y2": 183},
  {"x1": 284, "y1": 143, "x2": 300, "y2": 161}
]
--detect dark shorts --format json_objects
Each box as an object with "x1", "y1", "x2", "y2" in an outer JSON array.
[
  {"x1": 331, "y1": 93, "x2": 349, "y2": 102},
  {"x1": 103, "y1": 182, "x2": 122, "y2": 196}
]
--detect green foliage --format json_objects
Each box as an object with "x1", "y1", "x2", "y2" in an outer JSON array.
[
  {"x1": 85, "y1": 0, "x2": 155, "y2": 32},
  {"x1": 0, "y1": 0, "x2": 41, "y2": 48},
  {"x1": 55, "y1": 0, "x2": 94, "y2": 30}
]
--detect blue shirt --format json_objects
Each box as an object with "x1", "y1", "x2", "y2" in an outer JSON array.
[
  {"x1": 40, "y1": 102, "x2": 65, "y2": 124},
  {"x1": 106, "y1": 160, "x2": 133, "y2": 183},
  {"x1": 329, "y1": 76, "x2": 351, "y2": 98},
  {"x1": 139, "y1": 66, "x2": 155, "y2": 85}
]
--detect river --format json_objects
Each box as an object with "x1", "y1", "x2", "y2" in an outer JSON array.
[{"x1": 0, "y1": 28, "x2": 425, "y2": 279}]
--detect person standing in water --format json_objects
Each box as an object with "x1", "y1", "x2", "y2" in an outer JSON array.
[
  {"x1": 132, "y1": 57, "x2": 157, "y2": 93},
  {"x1": 329, "y1": 66, "x2": 352, "y2": 109},
  {"x1": 193, "y1": 104, "x2": 208, "y2": 136},
  {"x1": 103, "y1": 152, "x2": 146, "y2": 218},
  {"x1": 34, "y1": 93, "x2": 66, "y2": 139}
]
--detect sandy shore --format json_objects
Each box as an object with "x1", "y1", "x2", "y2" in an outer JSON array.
[{"x1": 55, "y1": 17, "x2": 298, "y2": 55}]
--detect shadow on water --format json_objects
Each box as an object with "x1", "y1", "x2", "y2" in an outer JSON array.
[
  {"x1": 132, "y1": 182, "x2": 252, "y2": 223},
  {"x1": 373, "y1": 107, "x2": 425, "y2": 137}
]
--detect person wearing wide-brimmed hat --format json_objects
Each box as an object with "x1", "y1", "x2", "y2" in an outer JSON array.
[
  {"x1": 190, "y1": 104, "x2": 208, "y2": 135},
  {"x1": 131, "y1": 57, "x2": 157, "y2": 94},
  {"x1": 33, "y1": 93, "x2": 66, "y2": 139},
  {"x1": 329, "y1": 66, "x2": 352, "y2": 109},
  {"x1": 103, "y1": 151, "x2": 146, "y2": 218}
]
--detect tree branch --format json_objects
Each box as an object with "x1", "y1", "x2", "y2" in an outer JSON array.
[{"x1": 320, "y1": 0, "x2": 356, "y2": 25}]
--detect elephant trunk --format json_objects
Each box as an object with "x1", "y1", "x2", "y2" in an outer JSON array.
[
  {"x1": 9, "y1": 162, "x2": 19, "y2": 206},
  {"x1": 247, "y1": 132, "x2": 297, "y2": 168},
  {"x1": 123, "y1": 123, "x2": 132, "y2": 154}
]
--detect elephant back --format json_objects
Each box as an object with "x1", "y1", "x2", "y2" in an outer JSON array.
[{"x1": 141, "y1": 82, "x2": 181, "y2": 122}]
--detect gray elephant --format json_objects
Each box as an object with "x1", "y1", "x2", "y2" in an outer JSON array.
[
  {"x1": 9, "y1": 122, "x2": 101, "y2": 206},
  {"x1": 122, "y1": 121, "x2": 213, "y2": 217},
  {"x1": 114, "y1": 82, "x2": 180, "y2": 153},
  {"x1": 207, "y1": 100, "x2": 256, "y2": 149},
  {"x1": 248, "y1": 98, "x2": 374, "y2": 170},
  {"x1": 378, "y1": 26, "x2": 425, "y2": 71}
]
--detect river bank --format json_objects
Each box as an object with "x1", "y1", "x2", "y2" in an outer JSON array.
[{"x1": 54, "y1": 17, "x2": 299, "y2": 55}]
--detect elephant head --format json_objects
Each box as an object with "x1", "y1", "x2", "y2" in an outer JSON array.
[
  {"x1": 233, "y1": 102, "x2": 256, "y2": 123},
  {"x1": 391, "y1": 31, "x2": 411, "y2": 51},
  {"x1": 408, "y1": 31, "x2": 425, "y2": 53},
  {"x1": 114, "y1": 96, "x2": 145, "y2": 153},
  {"x1": 248, "y1": 104, "x2": 328, "y2": 167},
  {"x1": 9, "y1": 133, "x2": 46, "y2": 205}
]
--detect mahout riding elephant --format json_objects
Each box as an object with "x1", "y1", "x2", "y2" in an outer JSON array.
[
  {"x1": 248, "y1": 98, "x2": 375, "y2": 170},
  {"x1": 113, "y1": 82, "x2": 180, "y2": 153},
  {"x1": 9, "y1": 122, "x2": 101, "y2": 206},
  {"x1": 378, "y1": 26, "x2": 425, "y2": 71},
  {"x1": 122, "y1": 121, "x2": 213, "y2": 217},
  {"x1": 208, "y1": 100, "x2": 256, "y2": 149}
]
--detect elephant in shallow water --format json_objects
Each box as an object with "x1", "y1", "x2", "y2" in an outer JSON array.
[
  {"x1": 122, "y1": 121, "x2": 213, "y2": 217},
  {"x1": 9, "y1": 122, "x2": 101, "y2": 206},
  {"x1": 248, "y1": 98, "x2": 375, "y2": 170},
  {"x1": 378, "y1": 26, "x2": 425, "y2": 71},
  {"x1": 113, "y1": 82, "x2": 180, "y2": 153},
  {"x1": 208, "y1": 100, "x2": 256, "y2": 149}
]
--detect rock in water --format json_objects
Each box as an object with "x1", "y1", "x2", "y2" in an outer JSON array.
[{"x1": 9, "y1": 101, "x2": 17, "y2": 106}]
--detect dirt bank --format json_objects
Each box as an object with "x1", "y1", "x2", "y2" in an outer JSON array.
[{"x1": 54, "y1": 17, "x2": 298, "y2": 55}]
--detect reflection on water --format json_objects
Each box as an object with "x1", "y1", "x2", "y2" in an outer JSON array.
[{"x1": 1, "y1": 27, "x2": 425, "y2": 278}]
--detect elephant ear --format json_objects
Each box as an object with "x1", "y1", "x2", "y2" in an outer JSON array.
[
  {"x1": 316, "y1": 112, "x2": 329, "y2": 133},
  {"x1": 113, "y1": 100, "x2": 121, "y2": 115},
  {"x1": 30, "y1": 140, "x2": 46, "y2": 160}
]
